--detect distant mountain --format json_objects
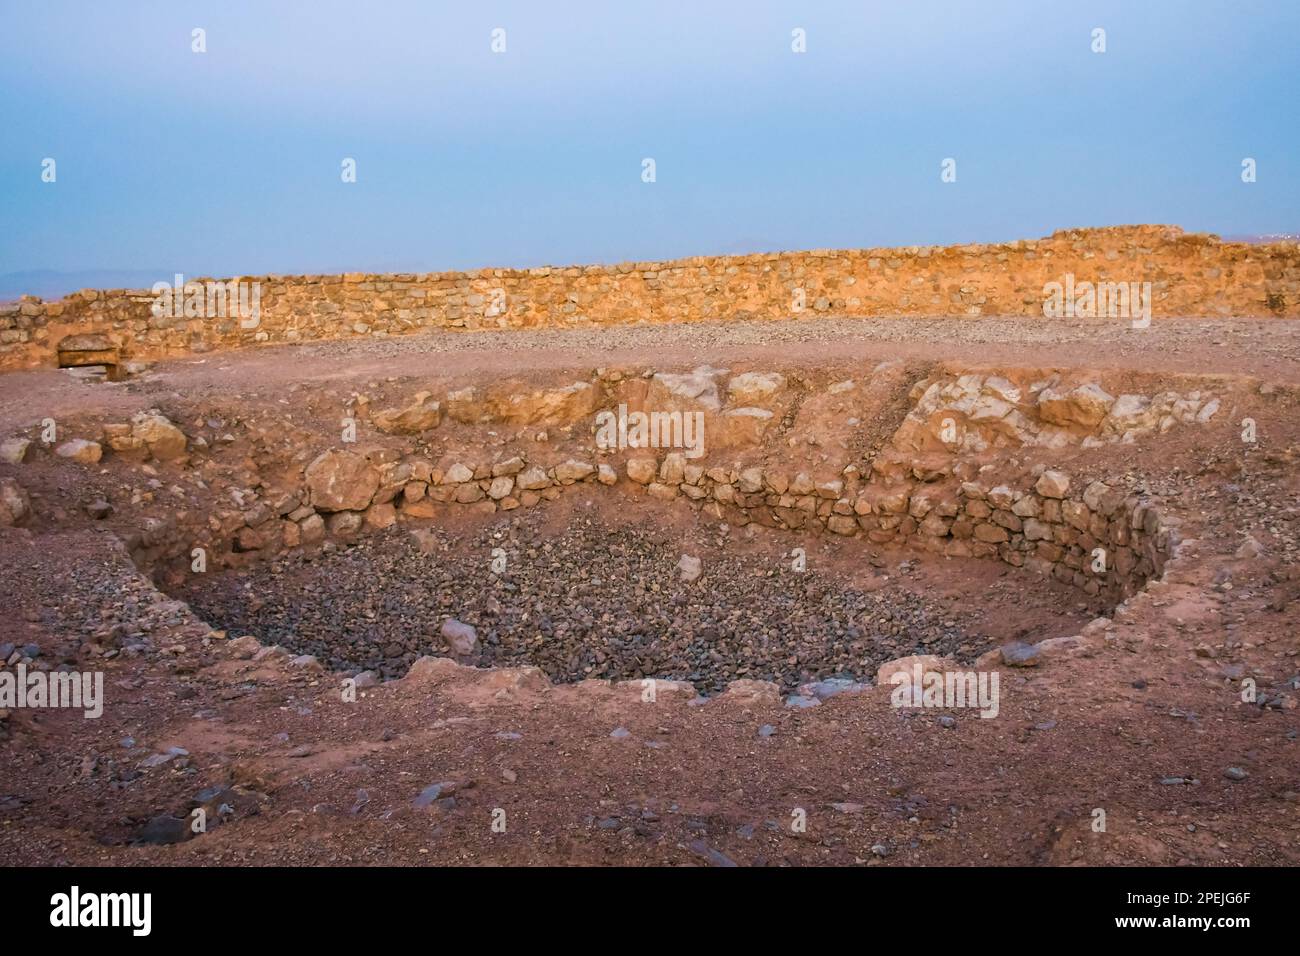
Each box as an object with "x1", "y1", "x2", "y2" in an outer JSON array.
[{"x1": 0, "y1": 269, "x2": 173, "y2": 301}]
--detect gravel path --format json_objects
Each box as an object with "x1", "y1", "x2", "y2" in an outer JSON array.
[
  {"x1": 4, "y1": 314, "x2": 1299, "y2": 436},
  {"x1": 286, "y1": 314, "x2": 1300, "y2": 381},
  {"x1": 296, "y1": 314, "x2": 1300, "y2": 359}
]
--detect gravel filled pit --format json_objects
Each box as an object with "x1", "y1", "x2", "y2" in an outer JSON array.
[{"x1": 169, "y1": 510, "x2": 1042, "y2": 693}]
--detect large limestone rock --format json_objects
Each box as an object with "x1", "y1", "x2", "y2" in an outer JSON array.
[
  {"x1": 718, "y1": 407, "x2": 775, "y2": 446},
  {"x1": 892, "y1": 374, "x2": 1035, "y2": 452},
  {"x1": 439, "y1": 619, "x2": 479, "y2": 656},
  {"x1": 444, "y1": 381, "x2": 598, "y2": 426},
  {"x1": 1035, "y1": 470, "x2": 1070, "y2": 499},
  {"x1": 102, "y1": 424, "x2": 142, "y2": 456},
  {"x1": 491, "y1": 456, "x2": 526, "y2": 477},
  {"x1": 1102, "y1": 390, "x2": 1217, "y2": 440},
  {"x1": 305, "y1": 449, "x2": 381, "y2": 512},
  {"x1": 553, "y1": 459, "x2": 595, "y2": 484},
  {"x1": 57, "y1": 332, "x2": 116, "y2": 354},
  {"x1": 372, "y1": 391, "x2": 442, "y2": 434},
  {"x1": 55, "y1": 439, "x2": 102, "y2": 465},
  {"x1": 1037, "y1": 384, "x2": 1114, "y2": 428},
  {"x1": 892, "y1": 373, "x2": 1213, "y2": 453},
  {"x1": 1103, "y1": 394, "x2": 1154, "y2": 433},
  {"x1": 737, "y1": 467, "x2": 765, "y2": 493},
  {"x1": 57, "y1": 333, "x2": 119, "y2": 371},
  {"x1": 497, "y1": 382, "x2": 597, "y2": 425},
  {"x1": 299, "y1": 513, "x2": 325, "y2": 545},
  {"x1": 828, "y1": 515, "x2": 859, "y2": 536},
  {"x1": 726, "y1": 371, "x2": 786, "y2": 408},
  {"x1": 0, "y1": 438, "x2": 31, "y2": 465},
  {"x1": 327, "y1": 510, "x2": 364, "y2": 538},
  {"x1": 875, "y1": 654, "x2": 953, "y2": 687},
  {"x1": 626, "y1": 458, "x2": 657, "y2": 484},
  {"x1": 0, "y1": 478, "x2": 31, "y2": 527},
  {"x1": 515, "y1": 466, "x2": 551, "y2": 491},
  {"x1": 1082, "y1": 480, "x2": 1123, "y2": 516},
  {"x1": 981, "y1": 376, "x2": 1022, "y2": 404},
  {"x1": 659, "y1": 453, "x2": 686, "y2": 485},
  {"x1": 130, "y1": 410, "x2": 188, "y2": 460},
  {"x1": 646, "y1": 366, "x2": 725, "y2": 412},
  {"x1": 372, "y1": 461, "x2": 413, "y2": 504},
  {"x1": 363, "y1": 502, "x2": 397, "y2": 529}
]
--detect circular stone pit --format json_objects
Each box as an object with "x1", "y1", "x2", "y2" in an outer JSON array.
[{"x1": 173, "y1": 508, "x2": 1099, "y2": 693}]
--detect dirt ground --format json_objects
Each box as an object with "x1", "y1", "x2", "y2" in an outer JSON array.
[{"x1": 0, "y1": 314, "x2": 1297, "y2": 867}]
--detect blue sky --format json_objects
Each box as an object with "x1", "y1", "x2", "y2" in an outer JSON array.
[{"x1": 1, "y1": 0, "x2": 1296, "y2": 285}]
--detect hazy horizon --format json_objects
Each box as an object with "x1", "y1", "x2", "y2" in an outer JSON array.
[{"x1": 3, "y1": 0, "x2": 1298, "y2": 292}]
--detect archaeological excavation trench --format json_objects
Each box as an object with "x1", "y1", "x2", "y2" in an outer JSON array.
[
  {"x1": 1, "y1": 229, "x2": 1296, "y2": 870},
  {"x1": 6, "y1": 355, "x2": 1211, "y2": 700},
  {"x1": 0, "y1": 227, "x2": 1281, "y2": 703},
  {"x1": 169, "y1": 503, "x2": 1107, "y2": 693}
]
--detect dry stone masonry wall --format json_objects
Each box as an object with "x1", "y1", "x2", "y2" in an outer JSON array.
[
  {"x1": 2, "y1": 225, "x2": 1298, "y2": 370},
  {"x1": 2, "y1": 361, "x2": 1199, "y2": 606},
  {"x1": 128, "y1": 440, "x2": 1175, "y2": 604}
]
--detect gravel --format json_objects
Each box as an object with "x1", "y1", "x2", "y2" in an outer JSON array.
[
  {"x1": 176, "y1": 511, "x2": 995, "y2": 693},
  {"x1": 292, "y1": 315, "x2": 1300, "y2": 365}
]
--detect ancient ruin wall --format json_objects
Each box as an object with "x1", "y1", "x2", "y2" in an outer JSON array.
[
  {"x1": 2, "y1": 225, "x2": 1298, "y2": 371},
  {"x1": 124, "y1": 449, "x2": 1177, "y2": 609},
  {"x1": 45, "y1": 362, "x2": 1197, "y2": 605}
]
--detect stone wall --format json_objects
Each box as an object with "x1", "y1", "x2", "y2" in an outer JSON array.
[
  {"x1": 4, "y1": 360, "x2": 1202, "y2": 600},
  {"x1": 3, "y1": 224, "x2": 1298, "y2": 370},
  {"x1": 120, "y1": 443, "x2": 1171, "y2": 605}
]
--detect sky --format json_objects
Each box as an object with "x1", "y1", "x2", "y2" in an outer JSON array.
[{"x1": 1, "y1": 0, "x2": 1297, "y2": 291}]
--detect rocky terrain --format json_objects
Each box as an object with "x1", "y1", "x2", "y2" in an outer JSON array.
[{"x1": 0, "y1": 239, "x2": 1297, "y2": 867}]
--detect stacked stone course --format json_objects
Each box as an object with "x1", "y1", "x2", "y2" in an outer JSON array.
[
  {"x1": 111, "y1": 438, "x2": 1170, "y2": 604},
  {"x1": 3, "y1": 225, "x2": 1297, "y2": 370}
]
